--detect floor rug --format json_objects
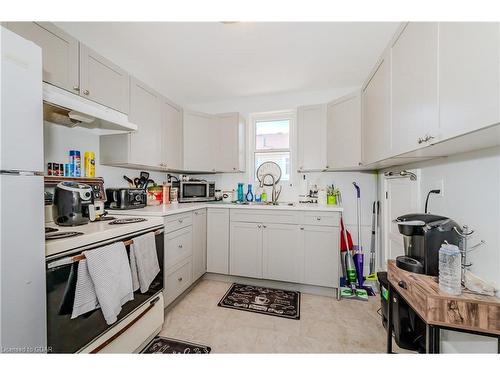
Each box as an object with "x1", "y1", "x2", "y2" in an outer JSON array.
[
  {"x1": 141, "y1": 336, "x2": 211, "y2": 354},
  {"x1": 218, "y1": 283, "x2": 300, "y2": 319}
]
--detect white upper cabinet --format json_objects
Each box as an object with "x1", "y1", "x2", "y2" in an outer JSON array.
[
  {"x1": 162, "y1": 99, "x2": 183, "y2": 170},
  {"x1": 297, "y1": 104, "x2": 327, "y2": 171},
  {"x1": 391, "y1": 22, "x2": 439, "y2": 155},
  {"x1": 214, "y1": 112, "x2": 246, "y2": 172},
  {"x1": 326, "y1": 92, "x2": 362, "y2": 169},
  {"x1": 79, "y1": 44, "x2": 129, "y2": 114},
  {"x1": 183, "y1": 110, "x2": 217, "y2": 172},
  {"x1": 4, "y1": 22, "x2": 79, "y2": 93},
  {"x1": 439, "y1": 22, "x2": 500, "y2": 139},
  {"x1": 128, "y1": 77, "x2": 163, "y2": 167},
  {"x1": 362, "y1": 48, "x2": 392, "y2": 164}
]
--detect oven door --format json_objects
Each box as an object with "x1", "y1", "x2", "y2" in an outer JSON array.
[
  {"x1": 180, "y1": 182, "x2": 208, "y2": 201},
  {"x1": 45, "y1": 226, "x2": 164, "y2": 353}
]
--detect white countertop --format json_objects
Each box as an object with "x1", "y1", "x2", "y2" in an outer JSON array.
[
  {"x1": 109, "y1": 201, "x2": 343, "y2": 217},
  {"x1": 45, "y1": 216, "x2": 164, "y2": 258}
]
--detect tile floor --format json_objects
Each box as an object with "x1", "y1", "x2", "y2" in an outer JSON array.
[{"x1": 160, "y1": 279, "x2": 402, "y2": 353}]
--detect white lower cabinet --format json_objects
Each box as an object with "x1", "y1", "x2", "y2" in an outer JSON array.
[
  {"x1": 165, "y1": 225, "x2": 192, "y2": 268},
  {"x1": 262, "y1": 224, "x2": 302, "y2": 283},
  {"x1": 192, "y1": 209, "x2": 207, "y2": 281},
  {"x1": 224, "y1": 211, "x2": 340, "y2": 288},
  {"x1": 302, "y1": 225, "x2": 339, "y2": 288},
  {"x1": 207, "y1": 208, "x2": 230, "y2": 274},
  {"x1": 230, "y1": 222, "x2": 263, "y2": 278},
  {"x1": 164, "y1": 258, "x2": 193, "y2": 306}
]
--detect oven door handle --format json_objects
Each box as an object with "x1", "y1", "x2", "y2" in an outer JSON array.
[{"x1": 89, "y1": 295, "x2": 161, "y2": 353}]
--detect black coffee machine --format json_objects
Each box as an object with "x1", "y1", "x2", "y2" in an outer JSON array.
[{"x1": 395, "y1": 213, "x2": 461, "y2": 276}]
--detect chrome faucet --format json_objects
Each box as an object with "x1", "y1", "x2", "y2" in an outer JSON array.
[{"x1": 260, "y1": 173, "x2": 282, "y2": 205}]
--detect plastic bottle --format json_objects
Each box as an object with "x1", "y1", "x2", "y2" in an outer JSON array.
[
  {"x1": 246, "y1": 184, "x2": 254, "y2": 202},
  {"x1": 439, "y1": 243, "x2": 462, "y2": 295},
  {"x1": 261, "y1": 189, "x2": 268, "y2": 202},
  {"x1": 237, "y1": 183, "x2": 245, "y2": 202}
]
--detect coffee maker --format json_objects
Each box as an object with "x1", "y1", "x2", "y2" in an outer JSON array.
[{"x1": 394, "y1": 213, "x2": 461, "y2": 276}]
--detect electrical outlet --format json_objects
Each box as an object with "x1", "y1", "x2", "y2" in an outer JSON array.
[{"x1": 430, "y1": 179, "x2": 445, "y2": 197}]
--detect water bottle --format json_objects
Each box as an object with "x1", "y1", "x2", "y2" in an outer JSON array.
[
  {"x1": 237, "y1": 183, "x2": 244, "y2": 202},
  {"x1": 439, "y1": 243, "x2": 462, "y2": 295}
]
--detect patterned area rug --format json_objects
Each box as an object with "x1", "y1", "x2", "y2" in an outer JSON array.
[
  {"x1": 218, "y1": 283, "x2": 300, "y2": 319},
  {"x1": 141, "y1": 337, "x2": 211, "y2": 354}
]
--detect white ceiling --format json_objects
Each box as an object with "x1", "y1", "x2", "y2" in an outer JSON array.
[{"x1": 56, "y1": 22, "x2": 399, "y2": 106}]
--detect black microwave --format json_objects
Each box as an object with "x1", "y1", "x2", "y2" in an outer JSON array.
[{"x1": 174, "y1": 181, "x2": 215, "y2": 202}]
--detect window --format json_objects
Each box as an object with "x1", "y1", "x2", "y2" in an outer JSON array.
[{"x1": 252, "y1": 113, "x2": 292, "y2": 182}]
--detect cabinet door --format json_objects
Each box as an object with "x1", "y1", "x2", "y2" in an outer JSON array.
[
  {"x1": 192, "y1": 209, "x2": 207, "y2": 280},
  {"x1": 262, "y1": 224, "x2": 302, "y2": 283},
  {"x1": 162, "y1": 99, "x2": 183, "y2": 170},
  {"x1": 302, "y1": 225, "x2": 339, "y2": 288},
  {"x1": 79, "y1": 44, "x2": 129, "y2": 113},
  {"x1": 297, "y1": 104, "x2": 327, "y2": 171},
  {"x1": 207, "y1": 208, "x2": 229, "y2": 274},
  {"x1": 326, "y1": 92, "x2": 361, "y2": 169},
  {"x1": 183, "y1": 110, "x2": 216, "y2": 172},
  {"x1": 128, "y1": 77, "x2": 162, "y2": 167},
  {"x1": 214, "y1": 113, "x2": 244, "y2": 172},
  {"x1": 362, "y1": 49, "x2": 391, "y2": 164},
  {"x1": 230, "y1": 222, "x2": 263, "y2": 278},
  {"x1": 439, "y1": 22, "x2": 500, "y2": 139},
  {"x1": 5, "y1": 22, "x2": 79, "y2": 93},
  {"x1": 391, "y1": 22, "x2": 439, "y2": 154},
  {"x1": 165, "y1": 226, "x2": 193, "y2": 269}
]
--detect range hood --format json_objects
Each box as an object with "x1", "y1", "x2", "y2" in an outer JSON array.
[{"x1": 42, "y1": 83, "x2": 138, "y2": 132}]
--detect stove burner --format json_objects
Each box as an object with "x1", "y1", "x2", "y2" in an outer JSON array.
[
  {"x1": 108, "y1": 218, "x2": 147, "y2": 225},
  {"x1": 46, "y1": 231, "x2": 84, "y2": 240},
  {"x1": 95, "y1": 216, "x2": 116, "y2": 222},
  {"x1": 45, "y1": 227, "x2": 59, "y2": 234}
]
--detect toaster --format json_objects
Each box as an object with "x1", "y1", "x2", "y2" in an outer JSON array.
[{"x1": 105, "y1": 188, "x2": 147, "y2": 210}]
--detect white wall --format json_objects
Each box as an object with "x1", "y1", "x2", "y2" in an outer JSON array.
[
  {"x1": 380, "y1": 146, "x2": 500, "y2": 353},
  {"x1": 43, "y1": 122, "x2": 167, "y2": 188}
]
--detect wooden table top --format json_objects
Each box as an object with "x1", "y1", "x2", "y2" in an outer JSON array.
[{"x1": 387, "y1": 260, "x2": 500, "y2": 335}]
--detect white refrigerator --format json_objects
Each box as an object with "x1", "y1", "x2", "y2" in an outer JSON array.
[{"x1": 0, "y1": 26, "x2": 46, "y2": 352}]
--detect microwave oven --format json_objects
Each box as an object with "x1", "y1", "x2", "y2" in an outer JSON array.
[{"x1": 174, "y1": 180, "x2": 216, "y2": 202}]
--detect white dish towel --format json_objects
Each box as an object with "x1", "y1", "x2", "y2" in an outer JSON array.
[
  {"x1": 129, "y1": 232, "x2": 160, "y2": 293},
  {"x1": 71, "y1": 259, "x2": 99, "y2": 319},
  {"x1": 80, "y1": 241, "x2": 134, "y2": 325}
]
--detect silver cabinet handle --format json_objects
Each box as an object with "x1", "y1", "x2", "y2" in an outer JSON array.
[
  {"x1": 194, "y1": 211, "x2": 199, "y2": 215},
  {"x1": 316, "y1": 217, "x2": 322, "y2": 221},
  {"x1": 257, "y1": 224, "x2": 261, "y2": 228},
  {"x1": 325, "y1": 165, "x2": 330, "y2": 169},
  {"x1": 73, "y1": 85, "x2": 80, "y2": 92},
  {"x1": 262, "y1": 225, "x2": 267, "y2": 228},
  {"x1": 418, "y1": 137, "x2": 424, "y2": 144},
  {"x1": 426, "y1": 135, "x2": 435, "y2": 142},
  {"x1": 178, "y1": 219, "x2": 183, "y2": 223},
  {"x1": 178, "y1": 244, "x2": 183, "y2": 248},
  {"x1": 178, "y1": 277, "x2": 183, "y2": 282},
  {"x1": 232, "y1": 167, "x2": 237, "y2": 170},
  {"x1": 300, "y1": 227, "x2": 304, "y2": 230},
  {"x1": 83, "y1": 89, "x2": 90, "y2": 95}
]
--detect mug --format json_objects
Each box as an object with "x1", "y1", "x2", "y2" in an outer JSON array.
[{"x1": 254, "y1": 295, "x2": 270, "y2": 305}]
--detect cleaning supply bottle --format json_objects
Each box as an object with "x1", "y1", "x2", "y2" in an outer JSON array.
[
  {"x1": 261, "y1": 188, "x2": 268, "y2": 202},
  {"x1": 255, "y1": 186, "x2": 262, "y2": 202},
  {"x1": 237, "y1": 183, "x2": 244, "y2": 202},
  {"x1": 246, "y1": 184, "x2": 254, "y2": 202}
]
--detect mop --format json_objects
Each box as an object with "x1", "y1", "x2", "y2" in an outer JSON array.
[{"x1": 338, "y1": 185, "x2": 368, "y2": 301}]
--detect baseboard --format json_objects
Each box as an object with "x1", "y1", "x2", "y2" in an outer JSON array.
[{"x1": 203, "y1": 273, "x2": 338, "y2": 298}]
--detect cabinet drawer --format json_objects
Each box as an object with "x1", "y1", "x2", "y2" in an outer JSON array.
[
  {"x1": 164, "y1": 258, "x2": 192, "y2": 306},
  {"x1": 165, "y1": 226, "x2": 192, "y2": 268},
  {"x1": 302, "y1": 211, "x2": 339, "y2": 226},
  {"x1": 230, "y1": 209, "x2": 300, "y2": 224},
  {"x1": 165, "y1": 212, "x2": 192, "y2": 233}
]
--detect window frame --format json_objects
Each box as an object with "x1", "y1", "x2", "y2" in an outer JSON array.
[{"x1": 249, "y1": 110, "x2": 296, "y2": 183}]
